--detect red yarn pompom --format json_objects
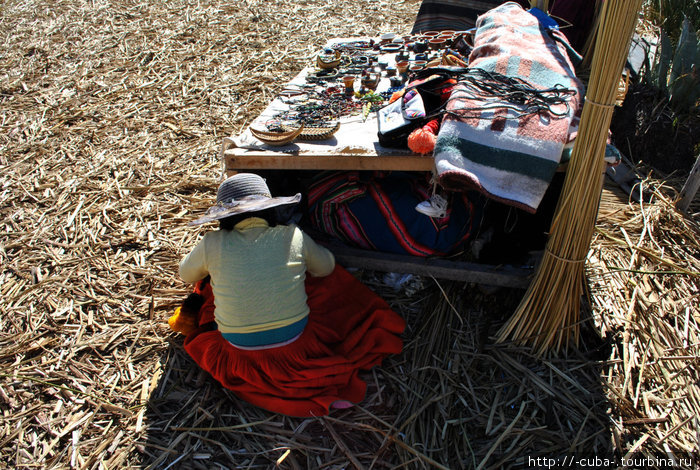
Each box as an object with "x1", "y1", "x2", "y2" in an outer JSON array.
[
  {"x1": 389, "y1": 89, "x2": 405, "y2": 103},
  {"x1": 407, "y1": 119, "x2": 440, "y2": 154}
]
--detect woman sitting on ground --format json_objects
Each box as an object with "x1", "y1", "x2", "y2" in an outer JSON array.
[{"x1": 168, "y1": 173, "x2": 405, "y2": 417}]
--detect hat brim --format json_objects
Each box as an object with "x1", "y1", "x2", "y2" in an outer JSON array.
[{"x1": 189, "y1": 194, "x2": 302, "y2": 226}]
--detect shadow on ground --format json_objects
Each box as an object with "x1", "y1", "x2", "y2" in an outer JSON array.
[{"x1": 139, "y1": 278, "x2": 614, "y2": 469}]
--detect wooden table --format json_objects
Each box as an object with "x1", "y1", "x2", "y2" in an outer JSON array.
[
  {"x1": 222, "y1": 82, "x2": 436, "y2": 174},
  {"x1": 222, "y1": 127, "x2": 534, "y2": 288},
  {"x1": 222, "y1": 35, "x2": 448, "y2": 175},
  {"x1": 221, "y1": 40, "x2": 534, "y2": 288}
]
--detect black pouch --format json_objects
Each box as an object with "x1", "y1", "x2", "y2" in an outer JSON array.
[{"x1": 376, "y1": 66, "x2": 467, "y2": 148}]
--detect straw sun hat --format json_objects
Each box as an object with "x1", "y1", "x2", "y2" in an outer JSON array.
[{"x1": 189, "y1": 173, "x2": 301, "y2": 225}]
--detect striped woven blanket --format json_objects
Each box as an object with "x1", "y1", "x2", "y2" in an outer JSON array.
[{"x1": 433, "y1": 2, "x2": 584, "y2": 213}]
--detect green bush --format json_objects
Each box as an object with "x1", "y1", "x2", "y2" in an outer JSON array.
[
  {"x1": 645, "y1": 14, "x2": 700, "y2": 115},
  {"x1": 645, "y1": 0, "x2": 700, "y2": 45}
]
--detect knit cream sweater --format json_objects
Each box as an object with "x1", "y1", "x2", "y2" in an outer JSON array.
[{"x1": 179, "y1": 218, "x2": 335, "y2": 334}]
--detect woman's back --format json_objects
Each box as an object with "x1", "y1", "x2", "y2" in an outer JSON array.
[{"x1": 204, "y1": 222, "x2": 308, "y2": 333}]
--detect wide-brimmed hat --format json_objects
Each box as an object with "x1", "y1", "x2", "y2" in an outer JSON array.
[{"x1": 189, "y1": 173, "x2": 301, "y2": 225}]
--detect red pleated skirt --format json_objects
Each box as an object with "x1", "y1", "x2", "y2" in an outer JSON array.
[{"x1": 182, "y1": 265, "x2": 405, "y2": 417}]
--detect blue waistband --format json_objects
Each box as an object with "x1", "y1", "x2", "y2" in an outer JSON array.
[{"x1": 221, "y1": 316, "x2": 308, "y2": 347}]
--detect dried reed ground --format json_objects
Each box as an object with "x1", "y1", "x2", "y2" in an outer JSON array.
[{"x1": 1, "y1": 0, "x2": 699, "y2": 468}]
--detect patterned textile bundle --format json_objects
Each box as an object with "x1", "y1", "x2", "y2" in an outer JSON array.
[
  {"x1": 307, "y1": 171, "x2": 483, "y2": 257},
  {"x1": 434, "y1": 2, "x2": 585, "y2": 213}
]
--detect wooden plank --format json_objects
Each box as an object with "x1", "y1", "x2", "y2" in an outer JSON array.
[
  {"x1": 327, "y1": 244, "x2": 533, "y2": 289},
  {"x1": 224, "y1": 146, "x2": 566, "y2": 174},
  {"x1": 223, "y1": 148, "x2": 434, "y2": 174}
]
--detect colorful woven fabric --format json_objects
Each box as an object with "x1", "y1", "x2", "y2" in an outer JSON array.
[
  {"x1": 434, "y1": 2, "x2": 584, "y2": 213},
  {"x1": 181, "y1": 265, "x2": 405, "y2": 417},
  {"x1": 307, "y1": 171, "x2": 483, "y2": 257}
]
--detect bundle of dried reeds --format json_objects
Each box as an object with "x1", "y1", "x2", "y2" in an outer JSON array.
[
  {"x1": 579, "y1": 0, "x2": 604, "y2": 70},
  {"x1": 496, "y1": 0, "x2": 644, "y2": 356}
]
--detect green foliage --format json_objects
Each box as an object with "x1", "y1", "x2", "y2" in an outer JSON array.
[
  {"x1": 648, "y1": 31, "x2": 672, "y2": 91},
  {"x1": 644, "y1": 12, "x2": 700, "y2": 115},
  {"x1": 668, "y1": 18, "x2": 700, "y2": 113},
  {"x1": 646, "y1": 0, "x2": 700, "y2": 45}
]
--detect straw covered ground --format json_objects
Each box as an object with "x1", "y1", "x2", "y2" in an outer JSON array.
[{"x1": 1, "y1": 0, "x2": 699, "y2": 468}]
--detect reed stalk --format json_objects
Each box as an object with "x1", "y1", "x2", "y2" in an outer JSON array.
[{"x1": 496, "y1": 0, "x2": 644, "y2": 356}]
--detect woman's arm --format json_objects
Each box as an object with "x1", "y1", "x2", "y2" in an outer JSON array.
[
  {"x1": 302, "y1": 231, "x2": 335, "y2": 277},
  {"x1": 179, "y1": 235, "x2": 210, "y2": 283}
]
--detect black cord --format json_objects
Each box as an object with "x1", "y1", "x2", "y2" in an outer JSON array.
[{"x1": 446, "y1": 68, "x2": 577, "y2": 119}]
